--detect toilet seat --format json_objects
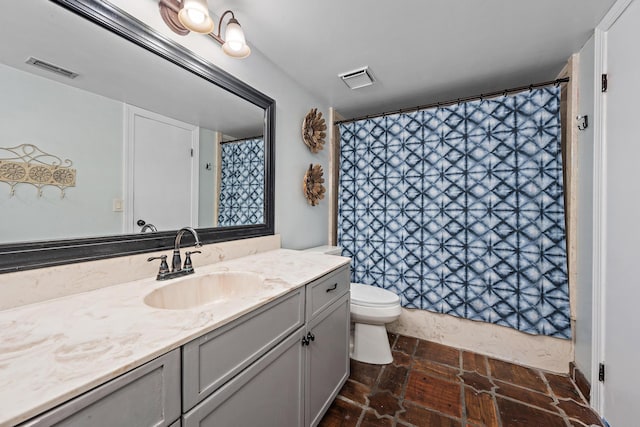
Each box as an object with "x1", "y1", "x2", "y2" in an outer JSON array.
[{"x1": 350, "y1": 283, "x2": 400, "y2": 308}]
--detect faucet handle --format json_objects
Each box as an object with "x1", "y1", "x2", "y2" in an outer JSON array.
[
  {"x1": 183, "y1": 250, "x2": 201, "y2": 273},
  {"x1": 147, "y1": 255, "x2": 170, "y2": 280}
]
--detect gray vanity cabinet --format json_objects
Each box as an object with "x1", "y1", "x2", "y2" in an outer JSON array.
[
  {"x1": 21, "y1": 349, "x2": 181, "y2": 427},
  {"x1": 20, "y1": 264, "x2": 350, "y2": 427},
  {"x1": 182, "y1": 329, "x2": 306, "y2": 427},
  {"x1": 182, "y1": 264, "x2": 350, "y2": 427},
  {"x1": 182, "y1": 287, "x2": 305, "y2": 411}
]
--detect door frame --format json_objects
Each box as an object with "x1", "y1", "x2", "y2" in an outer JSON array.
[
  {"x1": 591, "y1": 0, "x2": 635, "y2": 414},
  {"x1": 123, "y1": 105, "x2": 199, "y2": 233}
]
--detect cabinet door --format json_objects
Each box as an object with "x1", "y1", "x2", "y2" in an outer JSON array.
[
  {"x1": 182, "y1": 287, "x2": 304, "y2": 410},
  {"x1": 183, "y1": 329, "x2": 305, "y2": 427},
  {"x1": 22, "y1": 349, "x2": 181, "y2": 427},
  {"x1": 305, "y1": 294, "x2": 350, "y2": 427}
]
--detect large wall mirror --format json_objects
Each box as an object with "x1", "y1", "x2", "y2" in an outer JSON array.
[{"x1": 0, "y1": 0, "x2": 275, "y2": 273}]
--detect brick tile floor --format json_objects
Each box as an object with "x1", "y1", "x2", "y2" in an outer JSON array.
[{"x1": 319, "y1": 333, "x2": 603, "y2": 427}]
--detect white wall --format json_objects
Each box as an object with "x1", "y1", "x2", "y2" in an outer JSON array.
[
  {"x1": 108, "y1": 1, "x2": 331, "y2": 250},
  {"x1": 0, "y1": 63, "x2": 123, "y2": 242},
  {"x1": 575, "y1": 34, "x2": 595, "y2": 381}
]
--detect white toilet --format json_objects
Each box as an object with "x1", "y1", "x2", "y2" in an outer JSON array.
[
  {"x1": 304, "y1": 246, "x2": 402, "y2": 365},
  {"x1": 350, "y1": 282, "x2": 401, "y2": 364}
]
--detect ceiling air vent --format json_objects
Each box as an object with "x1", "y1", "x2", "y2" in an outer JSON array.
[
  {"x1": 339, "y1": 66, "x2": 374, "y2": 90},
  {"x1": 25, "y1": 57, "x2": 79, "y2": 79}
]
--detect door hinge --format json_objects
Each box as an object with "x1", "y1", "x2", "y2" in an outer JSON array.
[
  {"x1": 190, "y1": 148, "x2": 194, "y2": 157},
  {"x1": 598, "y1": 363, "x2": 605, "y2": 382},
  {"x1": 602, "y1": 74, "x2": 608, "y2": 92}
]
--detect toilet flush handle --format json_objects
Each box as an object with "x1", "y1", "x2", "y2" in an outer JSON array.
[{"x1": 326, "y1": 283, "x2": 337, "y2": 292}]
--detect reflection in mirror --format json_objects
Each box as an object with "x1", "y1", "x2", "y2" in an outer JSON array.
[
  {"x1": 216, "y1": 136, "x2": 265, "y2": 227},
  {"x1": 0, "y1": 1, "x2": 266, "y2": 245}
]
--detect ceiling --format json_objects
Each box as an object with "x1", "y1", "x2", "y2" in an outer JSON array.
[{"x1": 218, "y1": 0, "x2": 616, "y2": 118}]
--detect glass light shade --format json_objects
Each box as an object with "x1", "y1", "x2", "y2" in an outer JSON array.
[
  {"x1": 178, "y1": 0, "x2": 214, "y2": 34},
  {"x1": 221, "y1": 19, "x2": 251, "y2": 58}
]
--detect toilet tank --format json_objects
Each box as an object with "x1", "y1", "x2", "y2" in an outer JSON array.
[{"x1": 304, "y1": 245, "x2": 343, "y2": 255}]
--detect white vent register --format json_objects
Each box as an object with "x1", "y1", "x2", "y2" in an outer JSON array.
[
  {"x1": 339, "y1": 66, "x2": 374, "y2": 90},
  {"x1": 25, "y1": 57, "x2": 79, "y2": 79}
]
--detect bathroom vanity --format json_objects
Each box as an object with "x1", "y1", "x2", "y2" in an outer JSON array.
[{"x1": 0, "y1": 250, "x2": 350, "y2": 427}]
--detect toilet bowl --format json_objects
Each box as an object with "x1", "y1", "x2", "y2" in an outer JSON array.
[
  {"x1": 304, "y1": 245, "x2": 402, "y2": 365},
  {"x1": 350, "y1": 283, "x2": 401, "y2": 364}
]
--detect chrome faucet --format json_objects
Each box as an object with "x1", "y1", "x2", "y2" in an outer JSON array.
[
  {"x1": 171, "y1": 227, "x2": 202, "y2": 272},
  {"x1": 147, "y1": 226, "x2": 202, "y2": 281}
]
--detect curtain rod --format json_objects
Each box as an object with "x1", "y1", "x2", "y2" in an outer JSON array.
[
  {"x1": 220, "y1": 135, "x2": 264, "y2": 145},
  {"x1": 334, "y1": 77, "x2": 570, "y2": 125}
]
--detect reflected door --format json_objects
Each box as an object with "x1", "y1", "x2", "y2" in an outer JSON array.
[{"x1": 126, "y1": 106, "x2": 198, "y2": 233}]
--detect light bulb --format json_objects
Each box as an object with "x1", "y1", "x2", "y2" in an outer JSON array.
[
  {"x1": 178, "y1": 0, "x2": 214, "y2": 33},
  {"x1": 222, "y1": 18, "x2": 251, "y2": 58},
  {"x1": 186, "y1": 9, "x2": 206, "y2": 24},
  {"x1": 228, "y1": 41, "x2": 243, "y2": 52}
]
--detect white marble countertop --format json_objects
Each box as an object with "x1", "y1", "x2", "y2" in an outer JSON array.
[{"x1": 0, "y1": 249, "x2": 350, "y2": 426}]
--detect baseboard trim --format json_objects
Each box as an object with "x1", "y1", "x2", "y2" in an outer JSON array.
[
  {"x1": 570, "y1": 362, "x2": 591, "y2": 402},
  {"x1": 389, "y1": 308, "x2": 572, "y2": 373}
]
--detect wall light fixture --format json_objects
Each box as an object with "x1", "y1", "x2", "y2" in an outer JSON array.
[{"x1": 159, "y1": 0, "x2": 251, "y2": 59}]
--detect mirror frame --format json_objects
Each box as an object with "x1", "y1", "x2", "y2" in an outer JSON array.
[{"x1": 0, "y1": 0, "x2": 275, "y2": 273}]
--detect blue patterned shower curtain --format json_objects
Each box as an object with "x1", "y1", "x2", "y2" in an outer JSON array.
[
  {"x1": 218, "y1": 137, "x2": 264, "y2": 226},
  {"x1": 338, "y1": 86, "x2": 570, "y2": 338}
]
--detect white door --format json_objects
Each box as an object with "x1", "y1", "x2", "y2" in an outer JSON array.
[
  {"x1": 125, "y1": 105, "x2": 199, "y2": 233},
  {"x1": 601, "y1": 0, "x2": 640, "y2": 424}
]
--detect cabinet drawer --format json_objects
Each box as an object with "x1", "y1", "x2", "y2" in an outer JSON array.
[
  {"x1": 306, "y1": 266, "x2": 350, "y2": 320},
  {"x1": 182, "y1": 287, "x2": 305, "y2": 411},
  {"x1": 21, "y1": 349, "x2": 181, "y2": 427},
  {"x1": 182, "y1": 329, "x2": 305, "y2": 427}
]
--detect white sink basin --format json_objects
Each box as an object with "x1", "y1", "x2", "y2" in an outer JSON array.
[{"x1": 144, "y1": 271, "x2": 266, "y2": 310}]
